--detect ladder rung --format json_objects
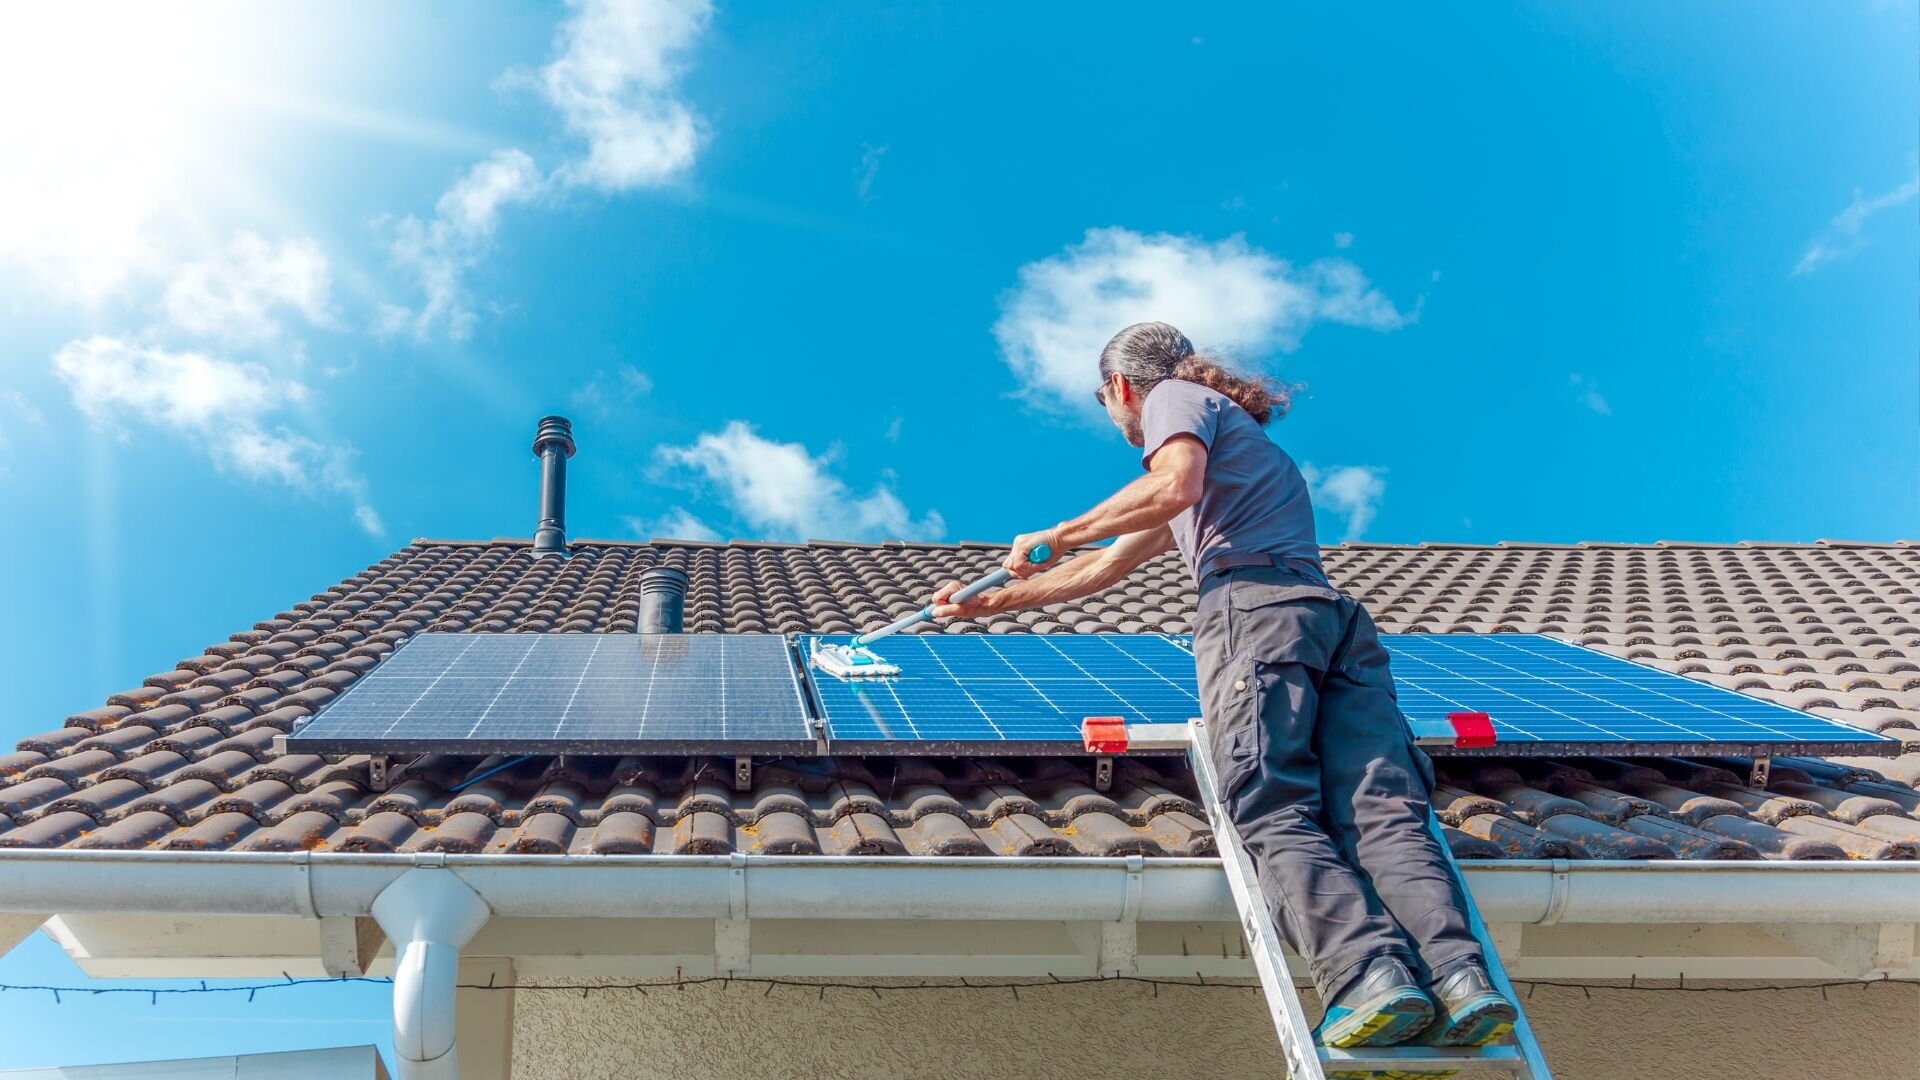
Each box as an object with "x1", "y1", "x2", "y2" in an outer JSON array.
[{"x1": 1319, "y1": 1044, "x2": 1527, "y2": 1072}]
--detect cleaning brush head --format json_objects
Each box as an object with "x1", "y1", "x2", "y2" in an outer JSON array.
[{"x1": 809, "y1": 640, "x2": 901, "y2": 680}]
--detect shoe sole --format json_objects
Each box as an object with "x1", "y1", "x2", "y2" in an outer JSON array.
[
  {"x1": 1320, "y1": 986, "x2": 1436, "y2": 1080},
  {"x1": 1370, "y1": 993, "x2": 1520, "y2": 1080}
]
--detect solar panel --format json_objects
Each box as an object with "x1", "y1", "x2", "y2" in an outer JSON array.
[
  {"x1": 799, "y1": 632, "x2": 1895, "y2": 758},
  {"x1": 1379, "y1": 633, "x2": 1894, "y2": 756},
  {"x1": 285, "y1": 633, "x2": 815, "y2": 755},
  {"x1": 800, "y1": 634, "x2": 1201, "y2": 754}
]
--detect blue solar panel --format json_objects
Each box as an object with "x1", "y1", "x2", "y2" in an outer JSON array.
[
  {"x1": 286, "y1": 633, "x2": 815, "y2": 755},
  {"x1": 801, "y1": 634, "x2": 1200, "y2": 754},
  {"x1": 799, "y1": 632, "x2": 1895, "y2": 757},
  {"x1": 1380, "y1": 634, "x2": 1893, "y2": 755}
]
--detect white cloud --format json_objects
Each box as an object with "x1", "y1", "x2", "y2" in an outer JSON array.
[
  {"x1": 52, "y1": 337, "x2": 382, "y2": 536},
  {"x1": 162, "y1": 232, "x2": 337, "y2": 343},
  {"x1": 994, "y1": 228, "x2": 1411, "y2": 413},
  {"x1": 1333, "y1": 232, "x2": 1354, "y2": 249},
  {"x1": 857, "y1": 143, "x2": 887, "y2": 202},
  {"x1": 380, "y1": 0, "x2": 716, "y2": 337},
  {"x1": 571, "y1": 364, "x2": 654, "y2": 414},
  {"x1": 1569, "y1": 373, "x2": 1612, "y2": 416},
  {"x1": 379, "y1": 149, "x2": 544, "y2": 340},
  {"x1": 533, "y1": 0, "x2": 711, "y2": 191},
  {"x1": 1794, "y1": 173, "x2": 1920, "y2": 276},
  {"x1": 625, "y1": 507, "x2": 720, "y2": 542},
  {"x1": 657, "y1": 421, "x2": 944, "y2": 542},
  {"x1": 1302, "y1": 463, "x2": 1386, "y2": 542}
]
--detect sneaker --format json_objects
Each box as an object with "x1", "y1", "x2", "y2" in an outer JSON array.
[
  {"x1": 1374, "y1": 961, "x2": 1521, "y2": 1080},
  {"x1": 1313, "y1": 956, "x2": 1435, "y2": 1049},
  {"x1": 1427, "y1": 960, "x2": 1518, "y2": 1046}
]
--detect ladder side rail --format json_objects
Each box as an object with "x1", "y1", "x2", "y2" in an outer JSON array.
[
  {"x1": 1425, "y1": 812, "x2": 1554, "y2": 1080},
  {"x1": 1186, "y1": 718, "x2": 1328, "y2": 1080}
]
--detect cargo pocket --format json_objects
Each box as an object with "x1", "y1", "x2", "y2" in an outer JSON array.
[
  {"x1": 1207, "y1": 653, "x2": 1264, "y2": 801},
  {"x1": 1226, "y1": 577, "x2": 1340, "y2": 674}
]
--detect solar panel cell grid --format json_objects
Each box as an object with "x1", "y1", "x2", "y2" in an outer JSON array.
[
  {"x1": 1379, "y1": 634, "x2": 1885, "y2": 750},
  {"x1": 286, "y1": 633, "x2": 814, "y2": 754},
  {"x1": 800, "y1": 632, "x2": 1892, "y2": 757},
  {"x1": 289, "y1": 631, "x2": 1894, "y2": 759},
  {"x1": 803, "y1": 634, "x2": 1202, "y2": 753}
]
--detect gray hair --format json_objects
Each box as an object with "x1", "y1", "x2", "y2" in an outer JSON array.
[
  {"x1": 1097, "y1": 321, "x2": 1195, "y2": 394},
  {"x1": 1097, "y1": 321, "x2": 1290, "y2": 426}
]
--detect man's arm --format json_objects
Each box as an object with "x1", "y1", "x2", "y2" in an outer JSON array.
[
  {"x1": 930, "y1": 525, "x2": 1175, "y2": 620},
  {"x1": 1003, "y1": 435, "x2": 1207, "y2": 576}
]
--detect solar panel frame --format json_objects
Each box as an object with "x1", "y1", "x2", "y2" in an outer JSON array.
[{"x1": 285, "y1": 632, "x2": 817, "y2": 755}]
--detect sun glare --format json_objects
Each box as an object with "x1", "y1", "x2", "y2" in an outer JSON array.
[{"x1": 0, "y1": 3, "x2": 308, "y2": 303}]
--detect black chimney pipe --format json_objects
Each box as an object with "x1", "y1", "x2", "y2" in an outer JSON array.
[
  {"x1": 531, "y1": 416, "x2": 575, "y2": 558},
  {"x1": 637, "y1": 567, "x2": 688, "y2": 633}
]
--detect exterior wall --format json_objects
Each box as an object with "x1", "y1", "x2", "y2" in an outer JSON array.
[{"x1": 511, "y1": 976, "x2": 1917, "y2": 1080}]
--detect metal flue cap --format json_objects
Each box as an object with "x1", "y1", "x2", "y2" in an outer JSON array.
[{"x1": 532, "y1": 416, "x2": 576, "y2": 458}]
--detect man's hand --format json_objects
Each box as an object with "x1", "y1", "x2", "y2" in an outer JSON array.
[
  {"x1": 1004, "y1": 529, "x2": 1063, "y2": 578},
  {"x1": 929, "y1": 579, "x2": 997, "y2": 620}
]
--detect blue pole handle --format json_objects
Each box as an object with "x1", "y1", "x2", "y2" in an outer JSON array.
[
  {"x1": 946, "y1": 543, "x2": 1051, "y2": 602},
  {"x1": 848, "y1": 545, "x2": 1055, "y2": 648}
]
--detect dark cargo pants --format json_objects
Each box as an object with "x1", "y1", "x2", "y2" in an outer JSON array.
[{"x1": 1193, "y1": 565, "x2": 1485, "y2": 1004}]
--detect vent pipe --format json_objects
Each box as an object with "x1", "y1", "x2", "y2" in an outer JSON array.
[
  {"x1": 531, "y1": 416, "x2": 575, "y2": 558},
  {"x1": 638, "y1": 567, "x2": 689, "y2": 633}
]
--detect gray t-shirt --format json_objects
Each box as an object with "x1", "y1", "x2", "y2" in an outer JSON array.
[{"x1": 1139, "y1": 378, "x2": 1320, "y2": 582}]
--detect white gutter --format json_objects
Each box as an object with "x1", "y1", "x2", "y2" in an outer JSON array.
[
  {"x1": 2, "y1": 850, "x2": 1917, "y2": 925},
  {"x1": 8, "y1": 852, "x2": 1918, "y2": 1080}
]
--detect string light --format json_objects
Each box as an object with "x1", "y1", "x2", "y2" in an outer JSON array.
[{"x1": 0, "y1": 974, "x2": 1910, "y2": 1004}]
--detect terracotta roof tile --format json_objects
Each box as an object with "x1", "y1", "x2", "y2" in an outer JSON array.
[{"x1": 3, "y1": 539, "x2": 1917, "y2": 865}]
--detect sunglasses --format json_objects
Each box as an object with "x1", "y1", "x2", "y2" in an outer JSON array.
[{"x1": 1093, "y1": 375, "x2": 1113, "y2": 405}]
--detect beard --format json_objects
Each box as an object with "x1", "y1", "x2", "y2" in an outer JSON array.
[{"x1": 1118, "y1": 411, "x2": 1145, "y2": 447}]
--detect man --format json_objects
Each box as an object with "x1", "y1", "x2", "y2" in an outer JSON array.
[{"x1": 930, "y1": 322, "x2": 1517, "y2": 1056}]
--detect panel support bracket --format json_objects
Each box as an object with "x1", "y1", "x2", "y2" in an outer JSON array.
[
  {"x1": 1093, "y1": 756, "x2": 1113, "y2": 792},
  {"x1": 733, "y1": 756, "x2": 753, "y2": 792},
  {"x1": 369, "y1": 755, "x2": 391, "y2": 792},
  {"x1": 1748, "y1": 753, "x2": 1772, "y2": 790}
]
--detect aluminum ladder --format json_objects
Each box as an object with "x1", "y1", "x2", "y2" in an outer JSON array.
[{"x1": 1084, "y1": 716, "x2": 1553, "y2": 1080}]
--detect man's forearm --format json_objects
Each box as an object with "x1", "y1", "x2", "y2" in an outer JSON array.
[
  {"x1": 1053, "y1": 470, "x2": 1187, "y2": 550},
  {"x1": 987, "y1": 550, "x2": 1128, "y2": 612},
  {"x1": 978, "y1": 527, "x2": 1172, "y2": 616}
]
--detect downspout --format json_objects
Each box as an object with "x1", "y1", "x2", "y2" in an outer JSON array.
[{"x1": 370, "y1": 866, "x2": 493, "y2": 1080}]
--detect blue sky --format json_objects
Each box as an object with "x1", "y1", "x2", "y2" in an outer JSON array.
[{"x1": 0, "y1": 0, "x2": 1915, "y2": 1069}]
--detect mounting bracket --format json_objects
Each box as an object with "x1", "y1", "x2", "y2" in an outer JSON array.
[
  {"x1": 734, "y1": 756, "x2": 753, "y2": 792},
  {"x1": 1093, "y1": 756, "x2": 1114, "y2": 792},
  {"x1": 1748, "y1": 753, "x2": 1772, "y2": 790}
]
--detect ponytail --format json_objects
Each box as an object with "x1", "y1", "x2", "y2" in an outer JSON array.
[{"x1": 1171, "y1": 355, "x2": 1289, "y2": 426}]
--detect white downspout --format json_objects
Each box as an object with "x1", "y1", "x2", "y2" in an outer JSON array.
[{"x1": 371, "y1": 866, "x2": 492, "y2": 1080}]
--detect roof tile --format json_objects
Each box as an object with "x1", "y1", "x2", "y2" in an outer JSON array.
[{"x1": 2, "y1": 539, "x2": 1917, "y2": 867}]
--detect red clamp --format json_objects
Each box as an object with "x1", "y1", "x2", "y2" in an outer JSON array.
[
  {"x1": 1082, "y1": 716, "x2": 1128, "y2": 754},
  {"x1": 1447, "y1": 711, "x2": 1498, "y2": 749}
]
